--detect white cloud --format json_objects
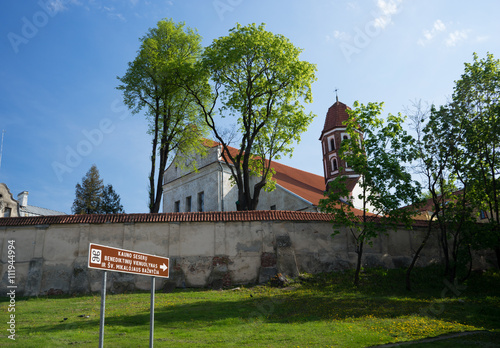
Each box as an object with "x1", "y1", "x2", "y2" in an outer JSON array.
[
  {"x1": 417, "y1": 19, "x2": 446, "y2": 46},
  {"x1": 373, "y1": 0, "x2": 403, "y2": 29},
  {"x1": 47, "y1": 0, "x2": 81, "y2": 13},
  {"x1": 445, "y1": 30, "x2": 469, "y2": 47},
  {"x1": 334, "y1": 30, "x2": 351, "y2": 41},
  {"x1": 433, "y1": 19, "x2": 446, "y2": 32}
]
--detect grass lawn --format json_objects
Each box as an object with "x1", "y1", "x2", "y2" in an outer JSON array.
[{"x1": 1, "y1": 266, "x2": 499, "y2": 347}]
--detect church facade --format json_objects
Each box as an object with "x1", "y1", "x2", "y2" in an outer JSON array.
[{"x1": 162, "y1": 99, "x2": 366, "y2": 213}]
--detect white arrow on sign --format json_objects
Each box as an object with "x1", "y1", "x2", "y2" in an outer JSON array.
[{"x1": 160, "y1": 263, "x2": 168, "y2": 272}]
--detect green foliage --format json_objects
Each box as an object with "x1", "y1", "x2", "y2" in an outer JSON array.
[
  {"x1": 452, "y1": 53, "x2": 500, "y2": 265},
  {"x1": 320, "y1": 101, "x2": 422, "y2": 286},
  {"x1": 411, "y1": 53, "x2": 500, "y2": 279},
  {"x1": 100, "y1": 184, "x2": 124, "y2": 214},
  {"x1": 71, "y1": 165, "x2": 124, "y2": 214},
  {"x1": 117, "y1": 18, "x2": 209, "y2": 213},
  {"x1": 187, "y1": 23, "x2": 317, "y2": 210}
]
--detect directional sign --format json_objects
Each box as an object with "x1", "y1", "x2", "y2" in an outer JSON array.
[{"x1": 88, "y1": 243, "x2": 169, "y2": 278}]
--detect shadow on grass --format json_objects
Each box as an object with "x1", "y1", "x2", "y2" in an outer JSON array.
[{"x1": 27, "y1": 289, "x2": 500, "y2": 336}]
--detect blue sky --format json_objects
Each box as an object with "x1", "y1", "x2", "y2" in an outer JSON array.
[{"x1": 1, "y1": 0, "x2": 499, "y2": 214}]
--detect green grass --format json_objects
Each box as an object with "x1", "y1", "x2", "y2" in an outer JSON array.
[{"x1": 1, "y1": 266, "x2": 499, "y2": 347}]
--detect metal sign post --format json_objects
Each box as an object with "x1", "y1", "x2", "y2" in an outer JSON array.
[
  {"x1": 99, "y1": 271, "x2": 106, "y2": 348},
  {"x1": 150, "y1": 276, "x2": 155, "y2": 348},
  {"x1": 88, "y1": 243, "x2": 169, "y2": 347}
]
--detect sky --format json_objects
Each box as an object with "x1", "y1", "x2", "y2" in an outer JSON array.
[{"x1": 1, "y1": 0, "x2": 499, "y2": 214}]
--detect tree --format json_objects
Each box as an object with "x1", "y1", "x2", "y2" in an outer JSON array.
[
  {"x1": 71, "y1": 165, "x2": 124, "y2": 214},
  {"x1": 101, "y1": 185, "x2": 124, "y2": 214},
  {"x1": 117, "y1": 19, "x2": 208, "y2": 213},
  {"x1": 452, "y1": 52, "x2": 500, "y2": 268},
  {"x1": 72, "y1": 164, "x2": 103, "y2": 214},
  {"x1": 406, "y1": 102, "x2": 476, "y2": 289},
  {"x1": 184, "y1": 23, "x2": 317, "y2": 210},
  {"x1": 319, "y1": 101, "x2": 421, "y2": 287}
]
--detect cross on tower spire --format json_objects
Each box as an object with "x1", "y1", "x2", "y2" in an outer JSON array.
[{"x1": 335, "y1": 88, "x2": 339, "y2": 103}]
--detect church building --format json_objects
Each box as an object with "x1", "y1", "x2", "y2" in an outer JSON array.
[{"x1": 162, "y1": 99, "x2": 366, "y2": 213}]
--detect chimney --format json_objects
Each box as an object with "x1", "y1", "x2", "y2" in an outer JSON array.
[{"x1": 17, "y1": 191, "x2": 28, "y2": 207}]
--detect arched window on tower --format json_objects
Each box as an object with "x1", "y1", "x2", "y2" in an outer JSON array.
[
  {"x1": 329, "y1": 137, "x2": 335, "y2": 151},
  {"x1": 332, "y1": 158, "x2": 338, "y2": 172}
]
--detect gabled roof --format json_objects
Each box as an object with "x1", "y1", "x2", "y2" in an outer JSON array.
[
  {"x1": 271, "y1": 161, "x2": 325, "y2": 205},
  {"x1": 20, "y1": 205, "x2": 67, "y2": 217},
  {"x1": 206, "y1": 141, "x2": 325, "y2": 206}
]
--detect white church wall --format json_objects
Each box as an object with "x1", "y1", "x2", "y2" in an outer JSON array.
[{"x1": 162, "y1": 145, "x2": 317, "y2": 212}]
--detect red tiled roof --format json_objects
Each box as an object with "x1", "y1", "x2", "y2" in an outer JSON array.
[
  {"x1": 0, "y1": 210, "x2": 425, "y2": 227},
  {"x1": 211, "y1": 141, "x2": 326, "y2": 205},
  {"x1": 271, "y1": 161, "x2": 325, "y2": 205},
  {"x1": 321, "y1": 101, "x2": 351, "y2": 137}
]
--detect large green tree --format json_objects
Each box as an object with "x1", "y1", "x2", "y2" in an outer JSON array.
[
  {"x1": 453, "y1": 52, "x2": 500, "y2": 267},
  {"x1": 71, "y1": 165, "x2": 124, "y2": 214},
  {"x1": 405, "y1": 53, "x2": 500, "y2": 288},
  {"x1": 117, "y1": 19, "x2": 208, "y2": 213},
  {"x1": 406, "y1": 103, "x2": 476, "y2": 289},
  {"x1": 320, "y1": 101, "x2": 421, "y2": 287},
  {"x1": 184, "y1": 23, "x2": 317, "y2": 211}
]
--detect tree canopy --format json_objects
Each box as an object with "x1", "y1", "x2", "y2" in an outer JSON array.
[
  {"x1": 71, "y1": 165, "x2": 124, "y2": 214},
  {"x1": 185, "y1": 23, "x2": 317, "y2": 210},
  {"x1": 117, "y1": 18, "x2": 208, "y2": 213}
]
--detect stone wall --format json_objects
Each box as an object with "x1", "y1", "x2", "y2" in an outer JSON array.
[{"x1": 0, "y1": 214, "x2": 495, "y2": 296}]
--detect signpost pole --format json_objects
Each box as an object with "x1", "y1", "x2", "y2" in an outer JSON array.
[
  {"x1": 149, "y1": 276, "x2": 155, "y2": 348},
  {"x1": 88, "y1": 243, "x2": 169, "y2": 347},
  {"x1": 99, "y1": 270, "x2": 107, "y2": 348}
]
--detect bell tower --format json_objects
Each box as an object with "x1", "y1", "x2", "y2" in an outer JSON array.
[{"x1": 319, "y1": 98, "x2": 361, "y2": 189}]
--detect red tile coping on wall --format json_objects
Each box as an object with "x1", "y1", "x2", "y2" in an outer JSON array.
[{"x1": 0, "y1": 210, "x2": 428, "y2": 227}]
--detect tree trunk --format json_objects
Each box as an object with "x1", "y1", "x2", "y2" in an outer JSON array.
[
  {"x1": 496, "y1": 245, "x2": 500, "y2": 269},
  {"x1": 149, "y1": 104, "x2": 160, "y2": 213},
  {"x1": 406, "y1": 212, "x2": 437, "y2": 290},
  {"x1": 354, "y1": 240, "x2": 364, "y2": 287}
]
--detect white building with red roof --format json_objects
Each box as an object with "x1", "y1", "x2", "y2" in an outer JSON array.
[
  {"x1": 162, "y1": 141, "x2": 325, "y2": 213},
  {"x1": 162, "y1": 99, "x2": 369, "y2": 213}
]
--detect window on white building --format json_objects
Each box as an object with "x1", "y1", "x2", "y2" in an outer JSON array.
[
  {"x1": 174, "y1": 201, "x2": 180, "y2": 213},
  {"x1": 198, "y1": 192, "x2": 204, "y2": 212},
  {"x1": 186, "y1": 196, "x2": 192, "y2": 212}
]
